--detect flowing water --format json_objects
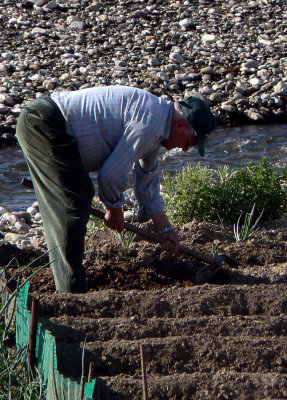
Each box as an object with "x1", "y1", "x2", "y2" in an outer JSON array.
[{"x1": 1, "y1": 124, "x2": 286, "y2": 211}]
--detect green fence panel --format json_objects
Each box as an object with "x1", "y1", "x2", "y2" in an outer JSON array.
[{"x1": 15, "y1": 282, "x2": 96, "y2": 400}]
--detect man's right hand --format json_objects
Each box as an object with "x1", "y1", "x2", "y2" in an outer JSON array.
[{"x1": 104, "y1": 207, "x2": 124, "y2": 232}]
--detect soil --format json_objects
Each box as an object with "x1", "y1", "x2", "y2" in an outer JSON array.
[{"x1": 2, "y1": 217, "x2": 287, "y2": 399}]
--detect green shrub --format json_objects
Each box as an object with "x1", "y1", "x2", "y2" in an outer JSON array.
[{"x1": 162, "y1": 158, "x2": 287, "y2": 224}]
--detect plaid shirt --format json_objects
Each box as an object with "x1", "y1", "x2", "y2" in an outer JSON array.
[{"x1": 51, "y1": 86, "x2": 173, "y2": 216}]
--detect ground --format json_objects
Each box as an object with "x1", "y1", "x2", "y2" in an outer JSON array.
[
  {"x1": 4, "y1": 217, "x2": 287, "y2": 293},
  {"x1": 2, "y1": 218, "x2": 287, "y2": 399}
]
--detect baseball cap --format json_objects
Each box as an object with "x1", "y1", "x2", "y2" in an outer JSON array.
[{"x1": 178, "y1": 96, "x2": 216, "y2": 157}]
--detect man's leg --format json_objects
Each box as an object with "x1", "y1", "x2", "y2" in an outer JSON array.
[{"x1": 16, "y1": 97, "x2": 95, "y2": 293}]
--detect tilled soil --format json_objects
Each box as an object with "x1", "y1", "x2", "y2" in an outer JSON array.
[{"x1": 3, "y1": 218, "x2": 287, "y2": 399}]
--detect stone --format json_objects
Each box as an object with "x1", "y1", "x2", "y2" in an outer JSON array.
[
  {"x1": 201, "y1": 34, "x2": 217, "y2": 43},
  {"x1": 243, "y1": 59, "x2": 259, "y2": 69},
  {"x1": 244, "y1": 110, "x2": 265, "y2": 122},
  {"x1": 0, "y1": 104, "x2": 9, "y2": 113},
  {"x1": 31, "y1": 27, "x2": 49, "y2": 36},
  {"x1": 169, "y1": 52, "x2": 184, "y2": 64},
  {"x1": 179, "y1": 18, "x2": 195, "y2": 31},
  {"x1": 273, "y1": 81, "x2": 287, "y2": 96},
  {"x1": 221, "y1": 104, "x2": 237, "y2": 113}
]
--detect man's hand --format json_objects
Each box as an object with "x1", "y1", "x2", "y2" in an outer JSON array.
[
  {"x1": 160, "y1": 229, "x2": 180, "y2": 254},
  {"x1": 151, "y1": 210, "x2": 180, "y2": 254},
  {"x1": 104, "y1": 207, "x2": 124, "y2": 232}
]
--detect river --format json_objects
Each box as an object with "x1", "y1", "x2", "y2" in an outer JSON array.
[{"x1": 1, "y1": 124, "x2": 286, "y2": 211}]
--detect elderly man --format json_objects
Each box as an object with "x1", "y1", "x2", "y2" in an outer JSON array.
[{"x1": 16, "y1": 86, "x2": 216, "y2": 293}]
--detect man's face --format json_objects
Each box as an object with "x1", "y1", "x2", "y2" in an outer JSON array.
[{"x1": 162, "y1": 123, "x2": 197, "y2": 152}]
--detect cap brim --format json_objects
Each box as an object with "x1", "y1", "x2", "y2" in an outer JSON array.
[{"x1": 195, "y1": 133, "x2": 205, "y2": 157}]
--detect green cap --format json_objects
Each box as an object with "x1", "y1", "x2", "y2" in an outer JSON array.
[{"x1": 178, "y1": 96, "x2": 216, "y2": 157}]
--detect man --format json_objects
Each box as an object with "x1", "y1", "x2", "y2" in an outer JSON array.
[{"x1": 16, "y1": 86, "x2": 216, "y2": 293}]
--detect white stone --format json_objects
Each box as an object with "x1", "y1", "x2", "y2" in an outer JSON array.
[
  {"x1": 1, "y1": 213, "x2": 18, "y2": 224},
  {"x1": 1, "y1": 53, "x2": 13, "y2": 60},
  {"x1": 30, "y1": 74, "x2": 44, "y2": 81},
  {"x1": 250, "y1": 77, "x2": 261, "y2": 87},
  {"x1": 31, "y1": 27, "x2": 49, "y2": 36},
  {"x1": 34, "y1": 213, "x2": 42, "y2": 221},
  {"x1": 201, "y1": 34, "x2": 217, "y2": 43},
  {"x1": 27, "y1": 206, "x2": 38, "y2": 216},
  {"x1": 69, "y1": 21, "x2": 85, "y2": 30},
  {"x1": 273, "y1": 81, "x2": 287, "y2": 95}
]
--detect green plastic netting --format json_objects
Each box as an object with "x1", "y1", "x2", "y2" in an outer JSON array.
[{"x1": 16, "y1": 282, "x2": 96, "y2": 400}]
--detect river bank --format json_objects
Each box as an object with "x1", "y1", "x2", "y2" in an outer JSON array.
[{"x1": 0, "y1": 0, "x2": 287, "y2": 147}]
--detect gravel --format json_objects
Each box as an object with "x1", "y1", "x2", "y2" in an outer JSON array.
[{"x1": 0, "y1": 0, "x2": 286, "y2": 146}]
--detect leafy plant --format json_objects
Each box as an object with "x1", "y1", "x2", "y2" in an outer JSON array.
[
  {"x1": 117, "y1": 230, "x2": 136, "y2": 262},
  {"x1": 163, "y1": 158, "x2": 287, "y2": 225}
]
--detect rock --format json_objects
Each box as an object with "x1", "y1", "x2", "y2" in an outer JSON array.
[
  {"x1": 249, "y1": 77, "x2": 262, "y2": 87},
  {"x1": 31, "y1": 0, "x2": 49, "y2": 6},
  {"x1": 200, "y1": 67, "x2": 217, "y2": 76},
  {"x1": 243, "y1": 60, "x2": 259, "y2": 69},
  {"x1": 179, "y1": 18, "x2": 195, "y2": 31},
  {"x1": 4, "y1": 232, "x2": 25, "y2": 243},
  {"x1": 43, "y1": 1, "x2": 58, "y2": 9},
  {"x1": 169, "y1": 52, "x2": 184, "y2": 64},
  {"x1": 0, "y1": 104, "x2": 10, "y2": 113},
  {"x1": 244, "y1": 110, "x2": 265, "y2": 122},
  {"x1": 273, "y1": 81, "x2": 287, "y2": 96},
  {"x1": 31, "y1": 27, "x2": 49, "y2": 36},
  {"x1": 221, "y1": 104, "x2": 237, "y2": 113},
  {"x1": 88, "y1": 2, "x2": 103, "y2": 12},
  {"x1": 201, "y1": 34, "x2": 217, "y2": 43},
  {"x1": 15, "y1": 221, "x2": 30, "y2": 231},
  {"x1": 209, "y1": 93, "x2": 223, "y2": 103}
]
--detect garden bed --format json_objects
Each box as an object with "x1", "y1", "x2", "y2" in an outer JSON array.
[{"x1": 2, "y1": 218, "x2": 287, "y2": 399}]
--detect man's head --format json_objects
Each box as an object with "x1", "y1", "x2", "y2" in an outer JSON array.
[{"x1": 178, "y1": 96, "x2": 216, "y2": 157}]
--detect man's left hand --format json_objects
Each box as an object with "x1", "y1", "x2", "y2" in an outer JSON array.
[
  {"x1": 160, "y1": 229, "x2": 180, "y2": 254},
  {"x1": 104, "y1": 207, "x2": 124, "y2": 232}
]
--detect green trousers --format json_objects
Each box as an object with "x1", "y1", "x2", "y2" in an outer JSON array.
[{"x1": 16, "y1": 96, "x2": 95, "y2": 293}]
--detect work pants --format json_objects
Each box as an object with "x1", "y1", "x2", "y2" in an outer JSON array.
[{"x1": 16, "y1": 95, "x2": 95, "y2": 293}]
